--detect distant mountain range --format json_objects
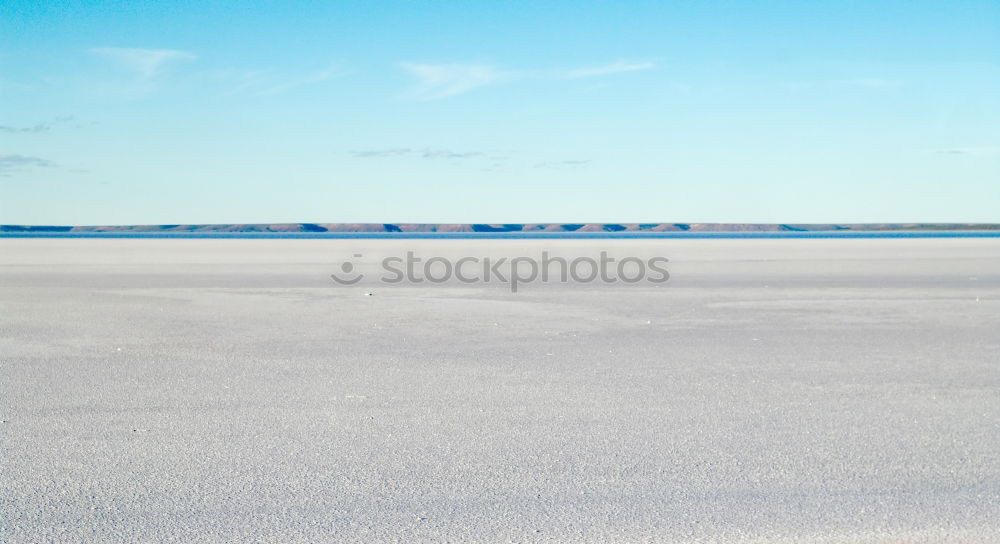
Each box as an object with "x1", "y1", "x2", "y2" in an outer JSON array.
[{"x1": 2, "y1": 223, "x2": 999, "y2": 233}]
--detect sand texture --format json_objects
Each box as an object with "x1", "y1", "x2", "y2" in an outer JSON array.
[{"x1": 2, "y1": 238, "x2": 999, "y2": 542}]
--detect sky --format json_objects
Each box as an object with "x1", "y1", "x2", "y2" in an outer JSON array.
[{"x1": 1, "y1": 0, "x2": 998, "y2": 225}]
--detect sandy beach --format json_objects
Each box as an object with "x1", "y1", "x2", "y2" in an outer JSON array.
[{"x1": 2, "y1": 238, "x2": 998, "y2": 543}]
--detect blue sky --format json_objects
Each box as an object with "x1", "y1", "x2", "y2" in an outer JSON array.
[{"x1": 1, "y1": 0, "x2": 998, "y2": 225}]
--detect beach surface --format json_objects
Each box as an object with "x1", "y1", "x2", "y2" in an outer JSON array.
[{"x1": 2, "y1": 238, "x2": 999, "y2": 543}]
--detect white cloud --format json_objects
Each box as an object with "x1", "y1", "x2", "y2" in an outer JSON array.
[
  {"x1": 89, "y1": 47, "x2": 196, "y2": 77},
  {"x1": 400, "y1": 63, "x2": 511, "y2": 99},
  {"x1": 566, "y1": 60, "x2": 655, "y2": 79}
]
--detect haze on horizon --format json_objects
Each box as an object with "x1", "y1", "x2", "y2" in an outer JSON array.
[{"x1": 1, "y1": 0, "x2": 998, "y2": 225}]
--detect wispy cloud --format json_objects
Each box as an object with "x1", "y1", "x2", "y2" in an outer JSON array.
[
  {"x1": 351, "y1": 147, "x2": 486, "y2": 159},
  {"x1": 535, "y1": 159, "x2": 591, "y2": 168},
  {"x1": 353, "y1": 148, "x2": 596, "y2": 172},
  {"x1": 400, "y1": 63, "x2": 512, "y2": 99},
  {"x1": 0, "y1": 123, "x2": 50, "y2": 133},
  {"x1": 565, "y1": 60, "x2": 655, "y2": 79},
  {"x1": 0, "y1": 77, "x2": 33, "y2": 92},
  {"x1": 787, "y1": 78, "x2": 903, "y2": 92},
  {"x1": 0, "y1": 154, "x2": 56, "y2": 176},
  {"x1": 840, "y1": 78, "x2": 900, "y2": 89},
  {"x1": 89, "y1": 47, "x2": 196, "y2": 77},
  {"x1": 352, "y1": 148, "x2": 414, "y2": 158},
  {"x1": 264, "y1": 64, "x2": 340, "y2": 95},
  {"x1": 419, "y1": 149, "x2": 485, "y2": 159},
  {"x1": 0, "y1": 116, "x2": 76, "y2": 134},
  {"x1": 222, "y1": 63, "x2": 342, "y2": 96},
  {"x1": 931, "y1": 146, "x2": 1000, "y2": 155},
  {"x1": 396, "y1": 59, "x2": 654, "y2": 98}
]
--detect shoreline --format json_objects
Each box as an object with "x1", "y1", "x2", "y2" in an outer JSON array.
[{"x1": 3, "y1": 229, "x2": 1000, "y2": 239}]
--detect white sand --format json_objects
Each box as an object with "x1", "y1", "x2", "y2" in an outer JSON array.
[{"x1": 2, "y1": 238, "x2": 999, "y2": 542}]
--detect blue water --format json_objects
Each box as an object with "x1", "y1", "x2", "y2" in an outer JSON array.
[{"x1": 1, "y1": 231, "x2": 999, "y2": 239}]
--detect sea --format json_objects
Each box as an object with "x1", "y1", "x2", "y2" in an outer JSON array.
[{"x1": 1, "y1": 231, "x2": 999, "y2": 239}]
